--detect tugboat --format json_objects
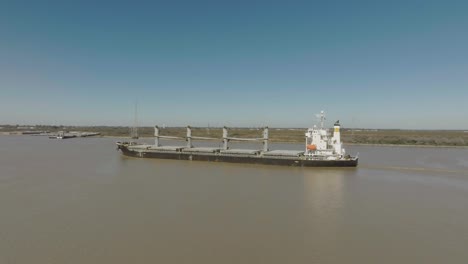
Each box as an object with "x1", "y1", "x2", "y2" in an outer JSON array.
[{"x1": 117, "y1": 111, "x2": 358, "y2": 167}]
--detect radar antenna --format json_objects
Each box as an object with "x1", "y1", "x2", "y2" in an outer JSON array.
[{"x1": 315, "y1": 110, "x2": 326, "y2": 128}]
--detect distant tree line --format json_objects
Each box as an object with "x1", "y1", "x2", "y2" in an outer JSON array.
[{"x1": 2, "y1": 125, "x2": 467, "y2": 146}]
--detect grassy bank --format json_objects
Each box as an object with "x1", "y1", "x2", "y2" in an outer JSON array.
[{"x1": 1, "y1": 125, "x2": 468, "y2": 147}]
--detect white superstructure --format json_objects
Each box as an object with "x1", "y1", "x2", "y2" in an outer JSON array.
[{"x1": 304, "y1": 111, "x2": 346, "y2": 160}]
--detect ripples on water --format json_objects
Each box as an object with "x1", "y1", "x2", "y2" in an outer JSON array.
[{"x1": 0, "y1": 136, "x2": 467, "y2": 264}]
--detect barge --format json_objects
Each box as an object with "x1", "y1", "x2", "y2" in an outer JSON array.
[
  {"x1": 117, "y1": 111, "x2": 358, "y2": 167},
  {"x1": 49, "y1": 131, "x2": 77, "y2": 139}
]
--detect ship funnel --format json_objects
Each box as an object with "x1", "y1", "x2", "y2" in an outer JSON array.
[
  {"x1": 333, "y1": 120, "x2": 341, "y2": 143},
  {"x1": 332, "y1": 120, "x2": 342, "y2": 155}
]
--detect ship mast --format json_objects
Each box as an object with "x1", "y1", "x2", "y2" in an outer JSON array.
[
  {"x1": 320, "y1": 110, "x2": 325, "y2": 128},
  {"x1": 130, "y1": 100, "x2": 139, "y2": 139}
]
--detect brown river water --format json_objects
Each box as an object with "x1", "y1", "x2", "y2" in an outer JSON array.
[{"x1": 1, "y1": 135, "x2": 468, "y2": 264}]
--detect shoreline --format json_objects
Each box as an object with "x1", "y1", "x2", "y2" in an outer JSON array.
[
  {"x1": 100, "y1": 135, "x2": 468, "y2": 148},
  {"x1": 2, "y1": 133, "x2": 467, "y2": 148},
  {"x1": 97, "y1": 136, "x2": 468, "y2": 148}
]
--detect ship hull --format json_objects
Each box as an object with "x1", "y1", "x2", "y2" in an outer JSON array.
[{"x1": 117, "y1": 145, "x2": 358, "y2": 167}]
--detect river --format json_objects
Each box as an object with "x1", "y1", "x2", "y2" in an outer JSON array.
[{"x1": 1, "y1": 135, "x2": 467, "y2": 263}]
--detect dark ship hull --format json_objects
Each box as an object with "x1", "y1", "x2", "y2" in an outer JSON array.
[{"x1": 117, "y1": 143, "x2": 358, "y2": 167}]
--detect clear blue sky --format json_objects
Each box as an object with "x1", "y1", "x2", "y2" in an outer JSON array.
[{"x1": 1, "y1": 0, "x2": 467, "y2": 129}]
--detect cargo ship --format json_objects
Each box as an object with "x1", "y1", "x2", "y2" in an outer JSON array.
[{"x1": 116, "y1": 112, "x2": 358, "y2": 167}]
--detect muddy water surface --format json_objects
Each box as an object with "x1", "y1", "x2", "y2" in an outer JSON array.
[{"x1": 1, "y1": 136, "x2": 467, "y2": 264}]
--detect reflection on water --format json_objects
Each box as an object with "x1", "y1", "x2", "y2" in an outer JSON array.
[
  {"x1": 1, "y1": 136, "x2": 468, "y2": 264},
  {"x1": 301, "y1": 169, "x2": 349, "y2": 263},
  {"x1": 302, "y1": 169, "x2": 347, "y2": 215}
]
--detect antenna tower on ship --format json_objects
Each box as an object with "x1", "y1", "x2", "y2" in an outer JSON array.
[
  {"x1": 315, "y1": 110, "x2": 326, "y2": 128},
  {"x1": 320, "y1": 110, "x2": 325, "y2": 128},
  {"x1": 130, "y1": 100, "x2": 139, "y2": 139}
]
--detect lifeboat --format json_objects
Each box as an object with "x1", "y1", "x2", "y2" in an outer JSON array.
[{"x1": 307, "y1": 144, "x2": 317, "y2": 150}]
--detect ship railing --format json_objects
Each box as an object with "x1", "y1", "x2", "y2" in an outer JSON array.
[
  {"x1": 154, "y1": 125, "x2": 269, "y2": 151},
  {"x1": 156, "y1": 135, "x2": 237, "y2": 141},
  {"x1": 191, "y1": 136, "x2": 220, "y2": 140},
  {"x1": 157, "y1": 135, "x2": 185, "y2": 140},
  {"x1": 227, "y1": 137, "x2": 264, "y2": 141}
]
